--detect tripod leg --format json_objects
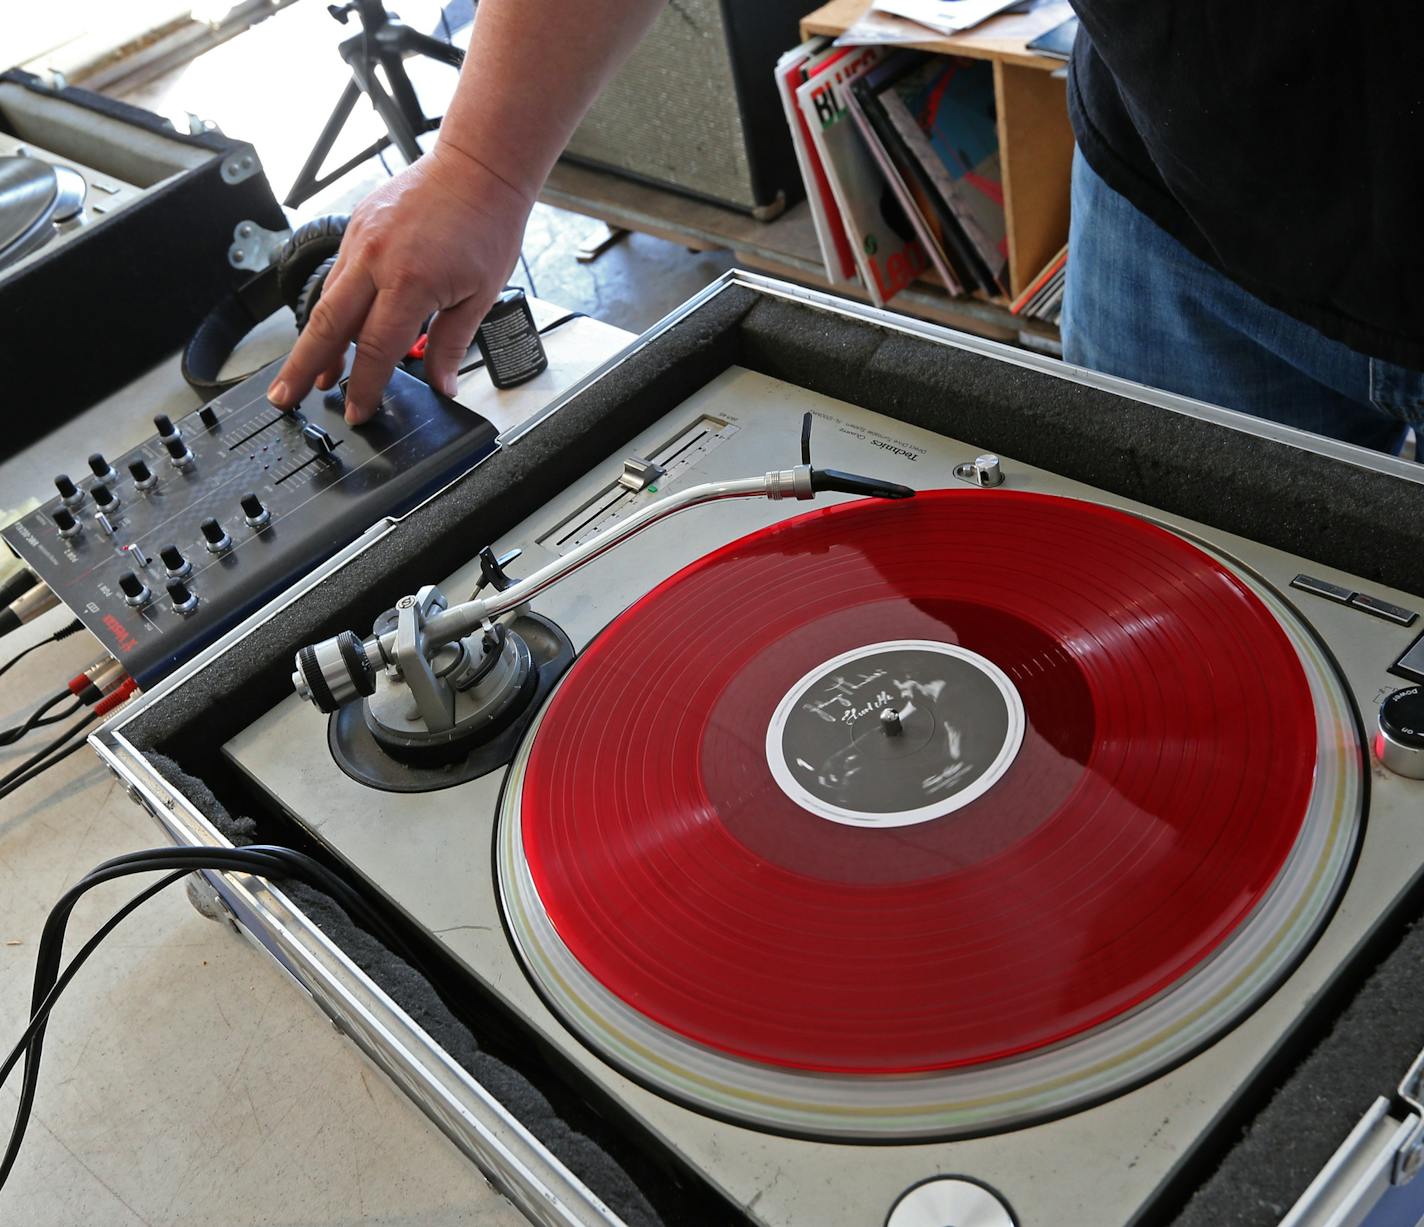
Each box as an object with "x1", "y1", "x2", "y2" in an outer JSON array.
[
  {"x1": 286, "y1": 79, "x2": 363, "y2": 208},
  {"x1": 402, "y1": 28, "x2": 466, "y2": 68},
  {"x1": 355, "y1": 54, "x2": 424, "y2": 164}
]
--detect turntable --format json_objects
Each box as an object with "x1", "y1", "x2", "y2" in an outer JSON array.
[
  {"x1": 95, "y1": 274, "x2": 1424, "y2": 1227},
  {"x1": 0, "y1": 135, "x2": 139, "y2": 276}
]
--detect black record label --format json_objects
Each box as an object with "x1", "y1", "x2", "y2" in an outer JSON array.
[{"x1": 765, "y1": 639, "x2": 1024, "y2": 827}]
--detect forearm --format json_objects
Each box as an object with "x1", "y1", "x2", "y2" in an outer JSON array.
[{"x1": 434, "y1": 0, "x2": 667, "y2": 203}]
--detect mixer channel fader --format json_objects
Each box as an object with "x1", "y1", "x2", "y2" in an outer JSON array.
[{"x1": 2, "y1": 357, "x2": 499, "y2": 685}]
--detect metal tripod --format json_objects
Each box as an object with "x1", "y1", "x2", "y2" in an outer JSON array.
[{"x1": 285, "y1": 0, "x2": 465, "y2": 208}]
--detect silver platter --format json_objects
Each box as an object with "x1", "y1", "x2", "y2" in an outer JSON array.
[{"x1": 0, "y1": 155, "x2": 86, "y2": 272}]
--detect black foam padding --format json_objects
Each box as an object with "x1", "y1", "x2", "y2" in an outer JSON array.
[
  {"x1": 145, "y1": 753, "x2": 664, "y2": 1227},
  {"x1": 1167, "y1": 917, "x2": 1424, "y2": 1227},
  {"x1": 737, "y1": 296, "x2": 1424, "y2": 597}
]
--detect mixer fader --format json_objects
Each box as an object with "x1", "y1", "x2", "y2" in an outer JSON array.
[{"x1": 3, "y1": 357, "x2": 499, "y2": 684}]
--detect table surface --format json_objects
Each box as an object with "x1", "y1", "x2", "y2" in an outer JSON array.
[{"x1": 0, "y1": 305, "x2": 632, "y2": 1225}]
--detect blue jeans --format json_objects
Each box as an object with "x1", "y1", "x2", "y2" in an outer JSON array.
[{"x1": 1061, "y1": 149, "x2": 1424, "y2": 456}]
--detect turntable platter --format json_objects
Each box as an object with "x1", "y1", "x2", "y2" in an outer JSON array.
[
  {"x1": 498, "y1": 490, "x2": 1363, "y2": 1138},
  {"x1": 0, "y1": 155, "x2": 86, "y2": 271}
]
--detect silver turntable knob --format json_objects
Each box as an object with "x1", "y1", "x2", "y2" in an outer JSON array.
[{"x1": 1376, "y1": 687, "x2": 1424, "y2": 779}]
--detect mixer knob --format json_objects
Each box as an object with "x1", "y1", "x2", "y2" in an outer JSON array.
[
  {"x1": 1376, "y1": 687, "x2": 1424, "y2": 779},
  {"x1": 166, "y1": 579, "x2": 199, "y2": 615},
  {"x1": 53, "y1": 507, "x2": 81, "y2": 539},
  {"x1": 153, "y1": 413, "x2": 178, "y2": 440},
  {"x1": 128, "y1": 458, "x2": 157, "y2": 490},
  {"x1": 240, "y1": 492, "x2": 271, "y2": 529},
  {"x1": 91, "y1": 482, "x2": 119, "y2": 512},
  {"x1": 159, "y1": 544, "x2": 192, "y2": 578},
  {"x1": 87, "y1": 452, "x2": 117, "y2": 482},
  {"x1": 118, "y1": 571, "x2": 151, "y2": 608},
  {"x1": 54, "y1": 473, "x2": 84, "y2": 508},
  {"x1": 200, "y1": 517, "x2": 232, "y2": 553},
  {"x1": 199, "y1": 405, "x2": 219, "y2": 429},
  {"x1": 164, "y1": 435, "x2": 195, "y2": 469}
]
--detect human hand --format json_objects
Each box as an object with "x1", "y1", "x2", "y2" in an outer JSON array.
[{"x1": 267, "y1": 144, "x2": 532, "y2": 423}]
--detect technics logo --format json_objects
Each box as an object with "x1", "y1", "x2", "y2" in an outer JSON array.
[{"x1": 765, "y1": 640, "x2": 1024, "y2": 828}]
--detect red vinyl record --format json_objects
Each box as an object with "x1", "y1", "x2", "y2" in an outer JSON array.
[{"x1": 517, "y1": 490, "x2": 1318, "y2": 1075}]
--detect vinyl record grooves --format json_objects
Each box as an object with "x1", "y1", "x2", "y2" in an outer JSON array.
[{"x1": 499, "y1": 490, "x2": 1362, "y2": 1139}]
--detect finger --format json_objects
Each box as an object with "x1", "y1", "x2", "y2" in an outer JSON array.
[
  {"x1": 423, "y1": 296, "x2": 489, "y2": 397},
  {"x1": 344, "y1": 289, "x2": 427, "y2": 423},
  {"x1": 267, "y1": 269, "x2": 374, "y2": 409},
  {"x1": 314, "y1": 355, "x2": 346, "y2": 391}
]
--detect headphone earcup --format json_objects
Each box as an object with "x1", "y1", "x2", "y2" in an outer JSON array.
[
  {"x1": 293, "y1": 256, "x2": 338, "y2": 333},
  {"x1": 275, "y1": 214, "x2": 349, "y2": 310}
]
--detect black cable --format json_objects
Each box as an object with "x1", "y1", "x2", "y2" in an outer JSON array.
[
  {"x1": 0, "y1": 844, "x2": 428, "y2": 1192},
  {"x1": 0, "y1": 619, "x2": 84, "y2": 685},
  {"x1": 0, "y1": 691, "x2": 71, "y2": 748},
  {"x1": 0, "y1": 711, "x2": 99, "y2": 799},
  {"x1": 0, "y1": 737, "x2": 92, "y2": 802},
  {"x1": 457, "y1": 309, "x2": 586, "y2": 376}
]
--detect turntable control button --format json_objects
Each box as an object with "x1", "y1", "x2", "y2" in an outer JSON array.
[
  {"x1": 1393, "y1": 632, "x2": 1424, "y2": 686},
  {"x1": 1349, "y1": 592, "x2": 1418, "y2": 627},
  {"x1": 1376, "y1": 687, "x2": 1424, "y2": 779},
  {"x1": 618, "y1": 455, "x2": 665, "y2": 493},
  {"x1": 1289, "y1": 574, "x2": 1354, "y2": 605},
  {"x1": 886, "y1": 1178, "x2": 1015, "y2": 1227}
]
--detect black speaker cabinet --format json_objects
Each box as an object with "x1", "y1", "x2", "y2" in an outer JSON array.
[
  {"x1": 0, "y1": 69, "x2": 286, "y2": 460},
  {"x1": 561, "y1": 0, "x2": 809, "y2": 218}
]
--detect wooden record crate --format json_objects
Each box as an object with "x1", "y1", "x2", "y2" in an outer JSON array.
[{"x1": 799, "y1": 0, "x2": 1074, "y2": 302}]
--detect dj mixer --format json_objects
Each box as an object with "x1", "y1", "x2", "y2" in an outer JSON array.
[{"x1": 2, "y1": 360, "x2": 497, "y2": 685}]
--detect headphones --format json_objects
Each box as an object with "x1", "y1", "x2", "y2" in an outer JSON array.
[{"x1": 181, "y1": 214, "x2": 349, "y2": 398}]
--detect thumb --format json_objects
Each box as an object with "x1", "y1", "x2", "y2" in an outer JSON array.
[{"x1": 423, "y1": 296, "x2": 490, "y2": 397}]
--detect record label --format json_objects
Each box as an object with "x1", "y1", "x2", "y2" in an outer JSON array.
[{"x1": 765, "y1": 639, "x2": 1025, "y2": 827}]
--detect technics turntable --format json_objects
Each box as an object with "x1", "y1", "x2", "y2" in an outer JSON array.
[
  {"x1": 0, "y1": 135, "x2": 139, "y2": 276},
  {"x1": 96, "y1": 274, "x2": 1424, "y2": 1227}
]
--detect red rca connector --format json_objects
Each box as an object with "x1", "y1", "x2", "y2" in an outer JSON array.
[
  {"x1": 67, "y1": 656, "x2": 129, "y2": 705},
  {"x1": 93, "y1": 677, "x2": 139, "y2": 716}
]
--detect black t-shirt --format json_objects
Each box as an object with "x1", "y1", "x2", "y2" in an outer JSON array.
[{"x1": 1067, "y1": 3, "x2": 1424, "y2": 369}]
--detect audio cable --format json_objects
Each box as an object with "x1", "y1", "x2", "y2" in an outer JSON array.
[
  {"x1": 0, "y1": 618, "x2": 84, "y2": 684},
  {"x1": 0, "y1": 844, "x2": 420, "y2": 1194},
  {"x1": 0, "y1": 680, "x2": 137, "y2": 802},
  {"x1": 0, "y1": 567, "x2": 39, "y2": 609},
  {"x1": 0, "y1": 582, "x2": 58, "y2": 639}
]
